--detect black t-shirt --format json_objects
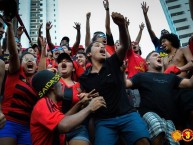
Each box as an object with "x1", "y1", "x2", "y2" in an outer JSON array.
[
  {"x1": 131, "y1": 72, "x2": 182, "y2": 120},
  {"x1": 79, "y1": 54, "x2": 135, "y2": 119},
  {"x1": 106, "y1": 33, "x2": 114, "y2": 46}
]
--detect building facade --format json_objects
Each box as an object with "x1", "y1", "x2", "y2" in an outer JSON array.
[
  {"x1": 19, "y1": 0, "x2": 59, "y2": 48},
  {"x1": 160, "y1": 0, "x2": 193, "y2": 47}
]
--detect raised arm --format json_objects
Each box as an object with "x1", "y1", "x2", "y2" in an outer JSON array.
[
  {"x1": 37, "y1": 23, "x2": 43, "y2": 49},
  {"x1": 85, "y1": 12, "x2": 91, "y2": 48},
  {"x1": 72, "y1": 22, "x2": 81, "y2": 55},
  {"x1": 125, "y1": 17, "x2": 131, "y2": 44},
  {"x1": 2, "y1": 16, "x2": 20, "y2": 74},
  {"x1": 112, "y1": 12, "x2": 130, "y2": 61},
  {"x1": 141, "y1": 2, "x2": 157, "y2": 40},
  {"x1": 46, "y1": 22, "x2": 55, "y2": 51},
  {"x1": 103, "y1": 0, "x2": 112, "y2": 35},
  {"x1": 37, "y1": 37, "x2": 47, "y2": 71},
  {"x1": 135, "y1": 22, "x2": 145, "y2": 43}
]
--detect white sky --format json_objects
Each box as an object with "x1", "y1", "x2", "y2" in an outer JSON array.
[{"x1": 58, "y1": 0, "x2": 170, "y2": 58}]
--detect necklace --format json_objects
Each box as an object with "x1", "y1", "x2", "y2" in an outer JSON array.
[{"x1": 167, "y1": 49, "x2": 177, "y2": 64}]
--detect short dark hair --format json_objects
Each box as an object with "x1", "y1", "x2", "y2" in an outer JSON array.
[
  {"x1": 146, "y1": 51, "x2": 157, "y2": 61},
  {"x1": 61, "y1": 36, "x2": 70, "y2": 43},
  {"x1": 85, "y1": 42, "x2": 96, "y2": 62},
  {"x1": 160, "y1": 33, "x2": 180, "y2": 49}
]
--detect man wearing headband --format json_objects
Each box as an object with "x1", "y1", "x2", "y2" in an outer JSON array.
[{"x1": 30, "y1": 70, "x2": 106, "y2": 145}]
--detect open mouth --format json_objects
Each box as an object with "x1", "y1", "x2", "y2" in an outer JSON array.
[
  {"x1": 99, "y1": 49, "x2": 106, "y2": 56},
  {"x1": 61, "y1": 63, "x2": 67, "y2": 68},
  {"x1": 27, "y1": 64, "x2": 34, "y2": 70},
  {"x1": 157, "y1": 58, "x2": 162, "y2": 64},
  {"x1": 162, "y1": 45, "x2": 166, "y2": 50},
  {"x1": 103, "y1": 40, "x2": 107, "y2": 44}
]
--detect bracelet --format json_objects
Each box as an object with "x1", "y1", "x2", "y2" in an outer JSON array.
[{"x1": 106, "y1": 8, "x2": 109, "y2": 11}]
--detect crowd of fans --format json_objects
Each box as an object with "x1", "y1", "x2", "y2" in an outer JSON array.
[{"x1": 0, "y1": 0, "x2": 193, "y2": 145}]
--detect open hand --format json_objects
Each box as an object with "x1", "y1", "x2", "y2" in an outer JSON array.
[
  {"x1": 141, "y1": 2, "x2": 149, "y2": 14},
  {"x1": 73, "y1": 22, "x2": 81, "y2": 30}
]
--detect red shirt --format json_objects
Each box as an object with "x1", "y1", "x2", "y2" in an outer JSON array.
[
  {"x1": 2, "y1": 67, "x2": 38, "y2": 125},
  {"x1": 106, "y1": 45, "x2": 115, "y2": 56},
  {"x1": 30, "y1": 97, "x2": 65, "y2": 145},
  {"x1": 46, "y1": 58, "x2": 57, "y2": 68},
  {"x1": 126, "y1": 48, "x2": 147, "y2": 78},
  {"x1": 73, "y1": 61, "x2": 85, "y2": 81}
]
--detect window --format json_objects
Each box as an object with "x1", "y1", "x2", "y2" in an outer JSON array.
[
  {"x1": 179, "y1": 33, "x2": 192, "y2": 39},
  {"x1": 176, "y1": 26, "x2": 189, "y2": 31},
  {"x1": 40, "y1": 3, "x2": 42, "y2": 6},
  {"x1": 31, "y1": 26, "x2": 36, "y2": 28},
  {"x1": 168, "y1": 5, "x2": 181, "y2": 10},
  {"x1": 166, "y1": 0, "x2": 177, "y2": 3},
  {"x1": 31, "y1": 32, "x2": 35, "y2": 34},
  {"x1": 171, "y1": 11, "x2": 184, "y2": 17},
  {"x1": 31, "y1": 20, "x2": 36, "y2": 22},
  {"x1": 173, "y1": 18, "x2": 187, "y2": 23}
]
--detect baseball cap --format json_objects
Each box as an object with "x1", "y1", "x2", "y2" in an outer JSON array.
[
  {"x1": 57, "y1": 52, "x2": 73, "y2": 64},
  {"x1": 31, "y1": 70, "x2": 61, "y2": 98}
]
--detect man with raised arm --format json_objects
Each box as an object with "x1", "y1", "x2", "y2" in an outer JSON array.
[
  {"x1": 141, "y1": 1, "x2": 169, "y2": 57},
  {"x1": 79, "y1": 12, "x2": 150, "y2": 145}
]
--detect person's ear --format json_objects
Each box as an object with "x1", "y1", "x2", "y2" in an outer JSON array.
[
  {"x1": 146, "y1": 61, "x2": 150, "y2": 65},
  {"x1": 87, "y1": 53, "x2": 92, "y2": 57}
]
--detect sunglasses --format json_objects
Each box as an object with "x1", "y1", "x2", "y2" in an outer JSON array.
[
  {"x1": 22, "y1": 57, "x2": 37, "y2": 62},
  {"x1": 52, "y1": 47, "x2": 63, "y2": 52}
]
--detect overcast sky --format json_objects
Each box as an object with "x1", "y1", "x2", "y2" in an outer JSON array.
[{"x1": 58, "y1": 0, "x2": 170, "y2": 57}]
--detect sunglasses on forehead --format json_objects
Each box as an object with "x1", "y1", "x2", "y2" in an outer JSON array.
[
  {"x1": 97, "y1": 33, "x2": 106, "y2": 38},
  {"x1": 52, "y1": 47, "x2": 63, "y2": 52}
]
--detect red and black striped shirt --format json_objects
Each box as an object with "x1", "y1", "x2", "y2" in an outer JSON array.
[{"x1": 2, "y1": 67, "x2": 38, "y2": 125}]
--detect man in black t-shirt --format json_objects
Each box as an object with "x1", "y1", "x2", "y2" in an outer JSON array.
[
  {"x1": 126, "y1": 51, "x2": 193, "y2": 145},
  {"x1": 79, "y1": 12, "x2": 150, "y2": 145}
]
